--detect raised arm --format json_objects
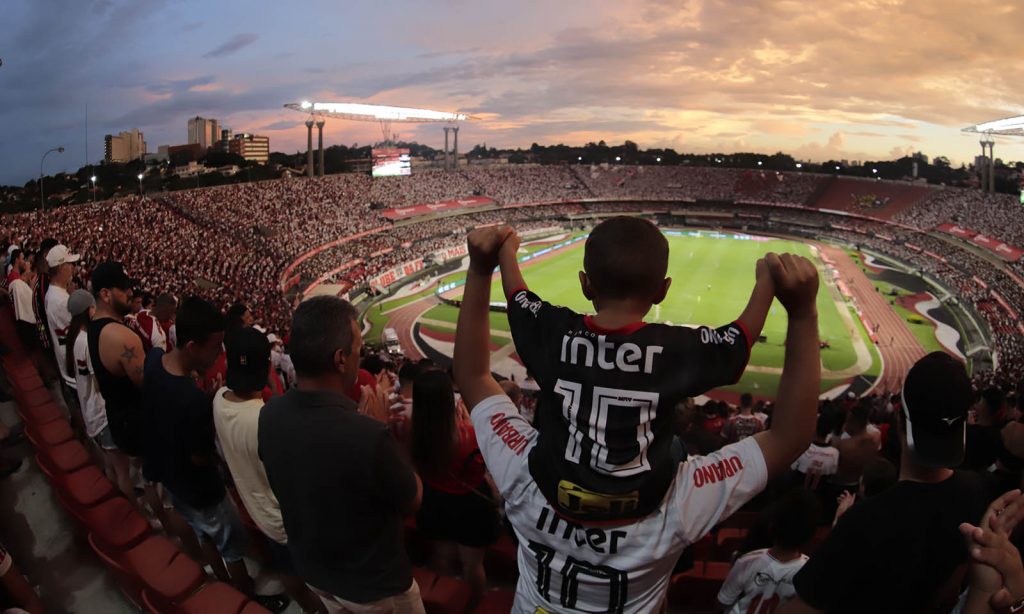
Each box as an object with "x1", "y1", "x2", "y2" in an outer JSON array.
[
  {"x1": 454, "y1": 226, "x2": 513, "y2": 410},
  {"x1": 498, "y1": 230, "x2": 525, "y2": 300},
  {"x1": 752, "y1": 253, "x2": 820, "y2": 479},
  {"x1": 735, "y1": 256, "x2": 776, "y2": 342}
]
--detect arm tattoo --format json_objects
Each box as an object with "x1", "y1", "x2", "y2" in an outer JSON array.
[{"x1": 120, "y1": 345, "x2": 137, "y2": 362}]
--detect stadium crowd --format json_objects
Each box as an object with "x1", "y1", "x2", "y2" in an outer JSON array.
[{"x1": 1, "y1": 166, "x2": 1024, "y2": 611}]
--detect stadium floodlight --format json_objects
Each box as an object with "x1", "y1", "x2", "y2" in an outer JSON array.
[
  {"x1": 656, "y1": 157, "x2": 662, "y2": 163},
  {"x1": 578, "y1": 156, "x2": 582, "y2": 161},
  {"x1": 615, "y1": 156, "x2": 621, "y2": 162},
  {"x1": 835, "y1": 165, "x2": 840, "y2": 171},
  {"x1": 872, "y1": 168, "x2": 878, "y2": 174},
  {"x1": 963, "y1": 115, "x2": 1024, "y2": 136},
  {"x1": 795, "y1": 163, "x2": 803, "y2": 169},
  {"x1": 757, "y1": 161, "x2": 763, "y2": 166},
  {"x1": 285, "y1": 101, "x2": 469, "y2": 123}
]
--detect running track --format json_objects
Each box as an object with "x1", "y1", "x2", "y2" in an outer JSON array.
[
  {"x1": 822, "y1": 245, "x2": 926, "y2": 393},
  {"x1": 389, "y1": 295, "x2": 441, "y2": 361}
]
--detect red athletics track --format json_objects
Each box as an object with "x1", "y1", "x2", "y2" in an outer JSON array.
[
  {"x1": 821, "y1": 245, "x2": 926, "y2": 393},
  {"x1": 389, "y1": 295, "x2": 440, "y2": 361}
]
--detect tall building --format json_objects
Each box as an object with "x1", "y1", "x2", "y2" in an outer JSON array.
[
  {"x1": 187, "y1": 116, "x2": 220, "y2": 150},
  {"x1": 228, "y1": 133, "x2": 270, "y2": 164},
  {"x1": 103, "y1": 128, "x2": 147, "y2": 163}
]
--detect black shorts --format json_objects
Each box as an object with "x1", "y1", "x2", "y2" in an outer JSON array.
[
  {"x1": 14, "y1": 321, "x2": 39, "y2": 352},
  {"x1": 416, "y1": 483, "x2": 500, "y2": 548}
]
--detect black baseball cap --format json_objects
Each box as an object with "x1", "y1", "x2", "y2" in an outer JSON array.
[
  {"x1": 91, "y1": 261, "x2": 139, "y2": 293},
  {"x1": 226, "y1": 327, "x2": 270, "y2": 394},
  {"x1": 901, "y1": 352, "x2": 971, "y2": 468}
]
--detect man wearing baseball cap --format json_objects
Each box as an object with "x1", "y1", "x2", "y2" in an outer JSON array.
[
  {"x1": 213, "y1": 327, "x2": 324, "y2": 612},
  {"x1": 44, "y1": 244, "x2": 82, "y2": 432},
  {"x1": 786, "y1": 352, "x2": 989, "y2": 612}
]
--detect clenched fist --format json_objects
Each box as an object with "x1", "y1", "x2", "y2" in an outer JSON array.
[
  {"x1": 764, "y1": 252, "x2": 819, "y2": 319},
  {"x1": 467, "y1": 225, "x2": 514, "y2": 274}
]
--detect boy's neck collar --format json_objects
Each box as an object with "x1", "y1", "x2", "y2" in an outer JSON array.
[{"x1": 584, "y1": 314, "x2": 647, "y2": 336}]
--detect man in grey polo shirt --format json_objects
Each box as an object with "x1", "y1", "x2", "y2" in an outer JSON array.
[{"x1": 259, "y1": 296, "x2": 422, "y2": 613}]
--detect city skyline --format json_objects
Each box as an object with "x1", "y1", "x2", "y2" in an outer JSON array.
[{"x1": 2, "y1": 0, "x2": 1023, "y2": 186}]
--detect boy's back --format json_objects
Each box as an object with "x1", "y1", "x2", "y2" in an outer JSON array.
[
  {"x1": 507, "y1": 288, "x2": 752, "y2": 520},
  {"x1": 500, "y1": 217, "x2": 775, "y2": 522}
]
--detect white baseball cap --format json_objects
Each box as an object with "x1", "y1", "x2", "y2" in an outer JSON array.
[{"x1": 45, "y1": 245, "x2": 81, "y2": 268}]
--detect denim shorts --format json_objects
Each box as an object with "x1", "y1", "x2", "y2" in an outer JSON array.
[
  {"x1": 169, "y1": 492, "x2": 248, "y2": 563},
  {"x1": 93, "y1": 425, "x2": 117, "y2": 451}
]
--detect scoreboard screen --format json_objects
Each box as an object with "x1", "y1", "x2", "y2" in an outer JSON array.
[{"x1": 372, "y1": 148, "x2": 411, "y2": 177}]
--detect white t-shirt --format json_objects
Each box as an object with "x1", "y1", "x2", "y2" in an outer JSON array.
[
  {"x1": 72, "y1": 331, "x2": 108, "y2": 438},
  {"x1": 9, "y1": 278, "x2": 35, "y2": 325},
  {"x1": 717, "y1": 548, "x2": 807, "y2": 614},
  {"x1": 45, "y1": 285, "x2": 74, "y2": 387},
  {"x1": 791, "y1": 443, "x2": 839, "y2": 476},
  {"x1": 212, "y1": 388, "x2": 287, "y2": 544},
  {"x1": 472, "y1": 394, "x2": 768, "y2": 613}
]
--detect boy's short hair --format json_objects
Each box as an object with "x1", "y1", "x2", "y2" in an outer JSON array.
[
  {"x1": 583, "y1": 216, "x2": 668, "y2": 302},
  {"x1": 771, "y1": 490, "x2": 820, "y2": 550}
]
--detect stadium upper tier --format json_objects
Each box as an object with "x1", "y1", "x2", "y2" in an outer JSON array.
[{"x1": 2, "y1": 165, "x2": 1021, "y2": 385}]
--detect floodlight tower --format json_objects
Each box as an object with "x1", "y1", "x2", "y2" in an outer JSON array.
[
  {"x1": 316, "y1": 119, "x2": 326, "y2": 176},
  {"x1": 305, "y1": 119, "x2": 315, "y2": 178}
]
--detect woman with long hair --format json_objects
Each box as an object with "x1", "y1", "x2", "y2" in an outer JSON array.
[
  {"x1": 65, "y1": 289, "x2": 133, "y2": 497},
  {"x1": 410, "y1": 369, "x2": 499, "y2": 605}
]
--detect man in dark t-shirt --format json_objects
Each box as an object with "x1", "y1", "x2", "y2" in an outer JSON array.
[
  {"x1": 783, "y1": 353, "x2": 990, "y2": 613},
  {"x1": 144, "y1": 297, "x2": 286, "y2": 612},
  {"x1": 259, "y1": 296, "x2": 424, "y2": 612}
]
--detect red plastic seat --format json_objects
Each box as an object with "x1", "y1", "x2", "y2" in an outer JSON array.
[
  {"x1": 110, "y1": 534, "x2": 206, "y2": 601},
  {"x1": 38, "y1": 439, "x2": 91, "y2": 473},
  {"x1": 82, "y1": 497, "x2": 151, "y2": 550},
  {"x1": 142, "y1": 581, "x2": 272, "y2": 614},
  {"x1": 60, "y1": 464, "x2": 117, "y2": 507},
  {"x1": 16, "y1": 386, "x2": 53, "y2": 408},
  {"x1": 89, "y1": 533, "x2": 206, "y2": 609},
  {"x1": 9, "y1": 371, "x2": 43, "y2": 393},
  {"x1": 26, "y1": 419, "x2": 74, "y2": 447},
  {"x1": 473, "y1": 590, "x2": 515, "y2": 614},
  {"x1": 19, "y1": 401, "x2": 63, "y2": 426}
]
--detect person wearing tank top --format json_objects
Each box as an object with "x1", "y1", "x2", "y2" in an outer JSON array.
[{"x1": 86, "y1": 262, "x2": 146, "y2": 458}]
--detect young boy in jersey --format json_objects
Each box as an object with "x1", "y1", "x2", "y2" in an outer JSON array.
[
  {"x1": 498, "y1": 216, "x2": 778, "y2": 521},
  {"x1": 717, "y1": 490, "x2": 818, "y2": 613}
]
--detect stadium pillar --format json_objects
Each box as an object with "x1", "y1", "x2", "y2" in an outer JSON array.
[
  {"x1": 316, "y1": 119, "x2": 325, "y2": 177},
  {"x1": 453, "y1": 126, "x2": 459, "y2": 171},
  {"x1": 305, "y1": 119, "x2": 315, "y2": 178},
  {"x1": 979, "y1": 140, "x2": 988, "y2": 192},
  {"x1": 989, "y1": 142, "x2": 996, "y2": 194},
  {"x1": 443, "y1": 127, "x2": 450, "y2": 171}
]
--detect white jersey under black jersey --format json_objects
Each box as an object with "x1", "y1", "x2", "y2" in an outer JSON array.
[
  {"x1": 506, "y1": 288, "x2": 751, "y2": 521},
  {"x1": 473, "y1": 394, "x2": 767, "y2": 613}
]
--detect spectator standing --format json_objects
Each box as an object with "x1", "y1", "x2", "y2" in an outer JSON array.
[
  {"x1": 127, "y1": 292, "x2": 167, "y2": 353},
  {"x1": 259, "y1": 296, "x2": 424, "y2": 613},
  {"x1": 65, "y1": 289, "x2": 132, "y2": 497},
  {"x1": 44, "y1": 244, "x2": 83, "y2": 429},
  {"x1": 410, "y1": 369, "x2": 499, "y2": 606},
  {"x1": 831, "y1": 404, "x2": 877, "y2": 492},
  {"x1": 785, "y1": 352, "x2": 990, "y2": 612},
  {"x1": 143, "y1": 297, "x2": 287, "y2": 612},
  {"x1": 212, "y1": 327, "x2": 325, "y2": 613},
  {"x1": 718, "y1": 490, "x2": 819, "y2": 613},
  {"x1": 724, "y1": 393, "x2": 766, "y2": 443}
]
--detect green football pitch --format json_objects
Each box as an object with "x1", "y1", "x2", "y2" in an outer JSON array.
[{"x1": 423, "y1": 230, "x2": 881, "y2": 397}]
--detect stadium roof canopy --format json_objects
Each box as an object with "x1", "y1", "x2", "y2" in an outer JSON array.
[
  {"x1": 962, "y1": 115, "x2": 1024, "y2": 136},
  {"x1": 284, "y1": 101, "x2": 470, "y2": 123}
]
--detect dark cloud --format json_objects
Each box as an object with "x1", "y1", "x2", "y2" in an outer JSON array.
[{"x1": 202, "y1": 33, "x2": 259, "y2": 59}]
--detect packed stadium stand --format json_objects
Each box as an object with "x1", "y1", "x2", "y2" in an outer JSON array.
[{"x1": 1, "y1": 164, "x2": 1023, "y2": 611}]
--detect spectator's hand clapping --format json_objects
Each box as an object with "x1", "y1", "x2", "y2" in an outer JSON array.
[{"x1": 961, "y1": 488, "x2": 1024, "y2": 610}]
